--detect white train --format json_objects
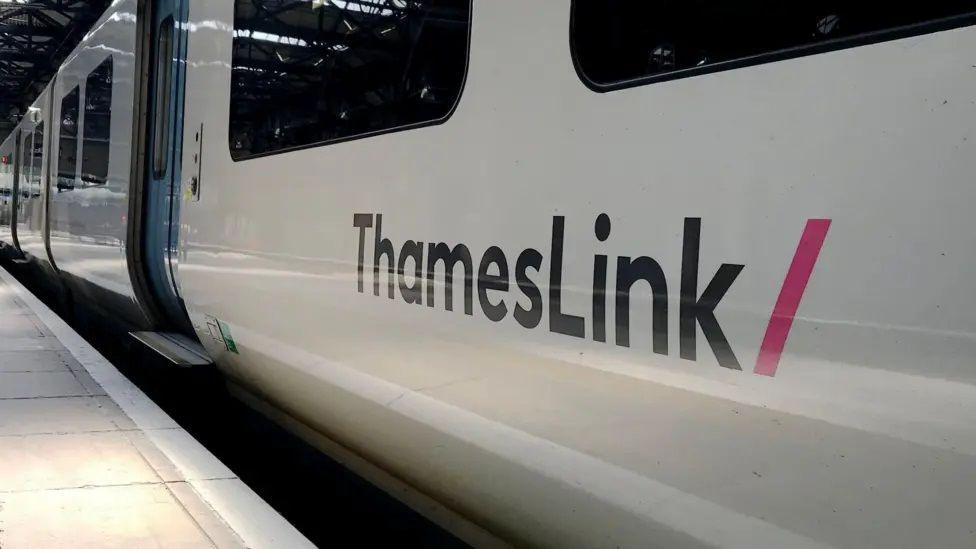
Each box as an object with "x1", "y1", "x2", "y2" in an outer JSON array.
[{"x1": 3, "y1": 1, "x2": 976, "y2": 547}]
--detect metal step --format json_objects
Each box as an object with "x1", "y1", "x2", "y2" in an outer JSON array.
[{"x1": 130, "y1": 331, "x2": 213, "y2": 367}]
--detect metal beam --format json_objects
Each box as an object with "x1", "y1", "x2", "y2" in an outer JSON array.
[{"x1": 0, "y1": 0, "x2": 111, "y2": 142}]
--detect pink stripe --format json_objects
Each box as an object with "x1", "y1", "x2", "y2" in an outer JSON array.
[{"x1": 753, "y1": 219, "x2": 831, "y2": 377}]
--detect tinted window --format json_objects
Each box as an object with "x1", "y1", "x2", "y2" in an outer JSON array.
[
  {"x1": 29, "y1": 123, "x2": 43, "y2": 198},
  {"x1": 572, "y1": 1, "x2": 976, "y2": 90},
  {"x1": 1, "y1": 148, "x2": 10, "y2": 199},
  {"x1": 20, "y1": 132, "x2": 31, "y2": 197},
  {"x1": 152, "y1": 17, "x2": 174, "y2": 178},
  {"x1": 21, "y1": 122, "x2": 44, "y2": 198},
  {"x1": 229, "y1": 0, "x2": 471, "y2": 160},
  {"x1": 82, "y1": 57, "x2": 113, "y2": 186},
  {"x1": 58, "y1": 87, "x2": 80, "y2": 192}
]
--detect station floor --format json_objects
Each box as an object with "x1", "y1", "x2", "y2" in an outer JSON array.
[{"x1": 0, "y1": 267, "x2": 314, "y2": 548}]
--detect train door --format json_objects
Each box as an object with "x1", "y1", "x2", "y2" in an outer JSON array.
[
  {"x1": 0, "y1": 131, "x2": 19, "y2": 246},
  {"x1": 142, "y1": 0, "x2": 192, "y2": 331},
  {"x1": 14, "y1": 107, "x2": 49, "y2": 262},
  {"x1": 14, "y1": 125, "x2": 35, "y2": 254}
]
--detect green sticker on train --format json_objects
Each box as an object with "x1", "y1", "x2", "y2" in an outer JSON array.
[
  {"x1": 216, "y1": 319, "x2": 239, "y2": 354},
  {"x1": 207, "y1": 316, "x2": 239, "y2": 354}
]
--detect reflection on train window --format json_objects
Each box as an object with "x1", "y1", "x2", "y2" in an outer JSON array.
[
  {"x1": 58, "y1": 87, "x2": 80, "y2": 192},
  {"x1": 152, "y1": 16, "x2": 174, "y2": 179},
  {"x1": 20, "y1": 132, "x2": 31, "y2": 197},
  {"x1": 572, "y1": 1, "x2": 976, "y2": 90},
  {"x1": 229, "y1": 0, "x2": 471, "y2": 160},
  {"x1": 0, "y1": 151, "x2": 10, "y2": 200},
  {"x1": 29, "y1": 123, "x2": 43, "y2": 198},
  {"x1": 82, "y1": 57, "x2": 113, "y2": 186}
]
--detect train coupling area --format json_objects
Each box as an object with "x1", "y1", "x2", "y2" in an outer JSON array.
[{"x1": 0, "y1": 266, "x2": 313, "y2": 548}]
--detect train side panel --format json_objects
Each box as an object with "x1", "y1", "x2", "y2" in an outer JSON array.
[
  {"x1": 47, "y1": 1, "x2": 145, "y2": 317},
  {"x1": 144, "y1": 1, "x2": 976, "y2": 547}
]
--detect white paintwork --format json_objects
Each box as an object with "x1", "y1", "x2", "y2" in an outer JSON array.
[
  {"x1": 0, "y1": 3, "x2": 142, "y2": 309},
  {"x1": 47, "y1": 3, "x2": 141, "y2": 306},
  {"x1": 174, "y1": 2, "x2": 976, "y2": 547},
  {"x1": 2, "y1": 1, "x2": 976, "y2": 547},
  {"x1": 0, "y1": 265, "x2": 313, "y2": 549}
]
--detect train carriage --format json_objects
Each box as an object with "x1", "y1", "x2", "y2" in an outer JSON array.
[{"x1": 3, "y1": 1, "x2": 976, "y2": 547}]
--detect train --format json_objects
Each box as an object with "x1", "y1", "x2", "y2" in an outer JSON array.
[{"x1": 2, "y1": 1, "x2": 976, "y2": 547}]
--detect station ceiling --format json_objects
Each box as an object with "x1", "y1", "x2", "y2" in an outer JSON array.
[{"x1": 0, "y1": 0, "x2": 109, "y2": 142}]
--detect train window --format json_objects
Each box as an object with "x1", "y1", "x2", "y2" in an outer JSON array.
[
  {"x1": 81, "y1": 57, "x2": 113, "y2": 186},
  {"x1": 571, "y1": 1, "x2": 976, "y2": 90},
  {"x1": 1, "y1": 150, "x2": 10, "y2": 199},
  {"x1": 229, "y1": 0, "x2": 472, "y2": 160},
  {"x1": 20, "y1": 131, "x2": 31, "y2": 195},
  {"x1": 58, "y1": 87, "x2": 80, "y2": 192},
  {"x1": 152, "y1": 16, "x2": 174, "y2": 178},
  {"x1": 30, "y1": 123, "x2": 43, "y2": 198}
]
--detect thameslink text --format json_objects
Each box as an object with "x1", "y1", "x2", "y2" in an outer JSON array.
[{"x1": 353, "y1": 213, "x2": 744, "y2": 369}]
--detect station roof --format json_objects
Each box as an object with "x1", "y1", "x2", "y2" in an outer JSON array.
[{"x1": 0, "y1": 0, "x2": 109, "y2": 142}]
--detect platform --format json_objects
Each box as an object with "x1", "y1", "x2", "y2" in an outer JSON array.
[{"x1": 0, "y1": 267, "x2": 314, "y2": 548}]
